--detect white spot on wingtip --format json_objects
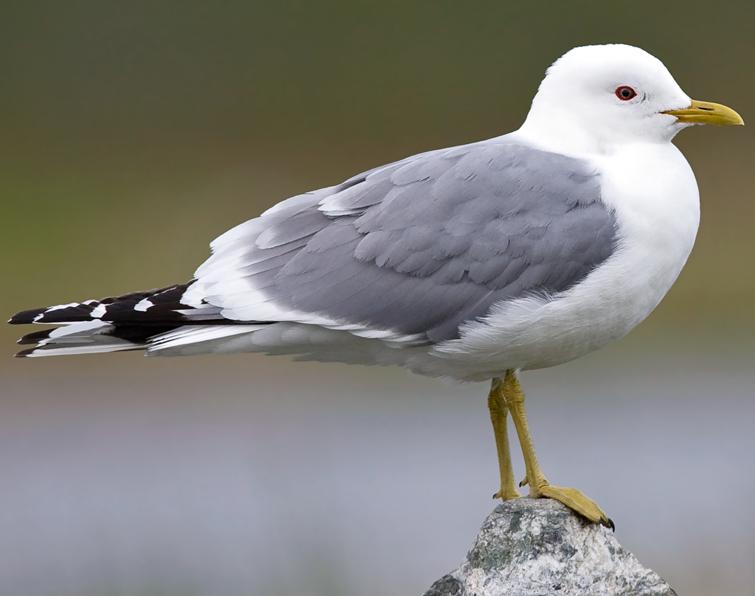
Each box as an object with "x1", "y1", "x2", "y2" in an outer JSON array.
[
  {"x1": 134, "y1": 298, "x2": 153, "y2": 312},
  {"x1": 90, "y1": 304, "x2": 107, "y2": 319}
]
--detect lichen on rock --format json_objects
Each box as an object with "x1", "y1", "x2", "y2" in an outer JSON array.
[{"x1": 423, "y1": 499, "x2": 676, "y2": 596}]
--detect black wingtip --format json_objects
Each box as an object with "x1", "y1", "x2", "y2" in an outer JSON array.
[
  {"x1": 8, "y1": 308, "x2": 45, "y2": 325},
  {"x1": 17, "y1": 329, "x2": 53, "y2": 345},
  {"x1": 14, "y1": 348, "x2": 34, "y2": 358}
]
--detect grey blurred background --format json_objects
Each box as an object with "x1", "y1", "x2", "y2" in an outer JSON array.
[{"x1": 1, "y1": 2, "x2": 754, "y2": 595}]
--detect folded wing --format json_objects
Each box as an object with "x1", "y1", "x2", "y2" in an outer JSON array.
[{"x1": 186, "y1": 137, "x2": 618, "y2": 345}]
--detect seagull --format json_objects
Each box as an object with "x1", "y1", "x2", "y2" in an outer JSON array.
[{"x1": 10, "y1": 44, "x2": 743, "y2": 527}]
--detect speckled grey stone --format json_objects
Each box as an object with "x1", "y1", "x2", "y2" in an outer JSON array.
[{"x1": 423, "y1": 499, "x2": 677, "y2": 596}]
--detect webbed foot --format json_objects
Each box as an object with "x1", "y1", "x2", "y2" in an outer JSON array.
[{"x1": 536, "y1": 482, "x2": 614, "y2": 529}]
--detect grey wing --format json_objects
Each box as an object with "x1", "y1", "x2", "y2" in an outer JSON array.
[{"x1": 185, "y1": 138, "x2": 617, "y2": 344}]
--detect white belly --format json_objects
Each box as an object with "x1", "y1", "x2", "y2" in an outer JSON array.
[{"x1": 432, "y1": 142, "x2": 700, "y2": 381}]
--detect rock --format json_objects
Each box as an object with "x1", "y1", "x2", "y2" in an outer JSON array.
[{"x1": 423, "y1": 499, "x2": 677, "y2": 596}]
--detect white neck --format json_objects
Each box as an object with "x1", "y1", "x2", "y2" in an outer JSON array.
[{"x1": 516, "y1": 105, "x2": 605, "y2": 157}]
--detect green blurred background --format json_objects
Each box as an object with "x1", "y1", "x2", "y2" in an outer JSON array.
[{"x1": 1, "y1": 2, "x2": 754, "y2": 595}]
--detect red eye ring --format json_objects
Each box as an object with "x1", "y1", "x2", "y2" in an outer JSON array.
[{"x1": 615, "y1": 85, "x2": 637, "y2": 101}]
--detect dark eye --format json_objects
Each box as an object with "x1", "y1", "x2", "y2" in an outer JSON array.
[{"x1": 615, "y1": 85, "x2": 637, "y2": 101}]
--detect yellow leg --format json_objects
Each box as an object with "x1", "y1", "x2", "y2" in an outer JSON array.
[
  {"x1": 488, "y1": 378, "x2": 520, "y2": 500},
  {"x1": 501, "y1": 370, "x2": 614, "y2": 529}
]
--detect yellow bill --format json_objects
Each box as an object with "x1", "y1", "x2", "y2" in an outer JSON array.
[{"x1": 663, "y1": 99, "x2": 744, "y2": 126}]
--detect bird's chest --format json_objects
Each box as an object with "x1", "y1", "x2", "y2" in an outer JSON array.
[{"x1": 594, "y1": 145, "x2": 700, "y2": 325}]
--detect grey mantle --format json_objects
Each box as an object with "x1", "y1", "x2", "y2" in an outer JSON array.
[{"x1": 423, "y1": 499, "x2": 677, "y2": 596}]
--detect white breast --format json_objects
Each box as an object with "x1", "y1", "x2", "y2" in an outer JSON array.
[{"x1": 432, "y1": 142, "x2": 700, "y2": 381}]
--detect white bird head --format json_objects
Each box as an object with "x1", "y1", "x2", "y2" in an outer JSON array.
[{"x1": 520, "y1": 44, "x2": 743, "y2": 154}]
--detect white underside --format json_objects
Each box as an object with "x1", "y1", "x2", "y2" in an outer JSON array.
[{"x1": 149, "y1": 137, "x2": 699, "y2": 382}]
